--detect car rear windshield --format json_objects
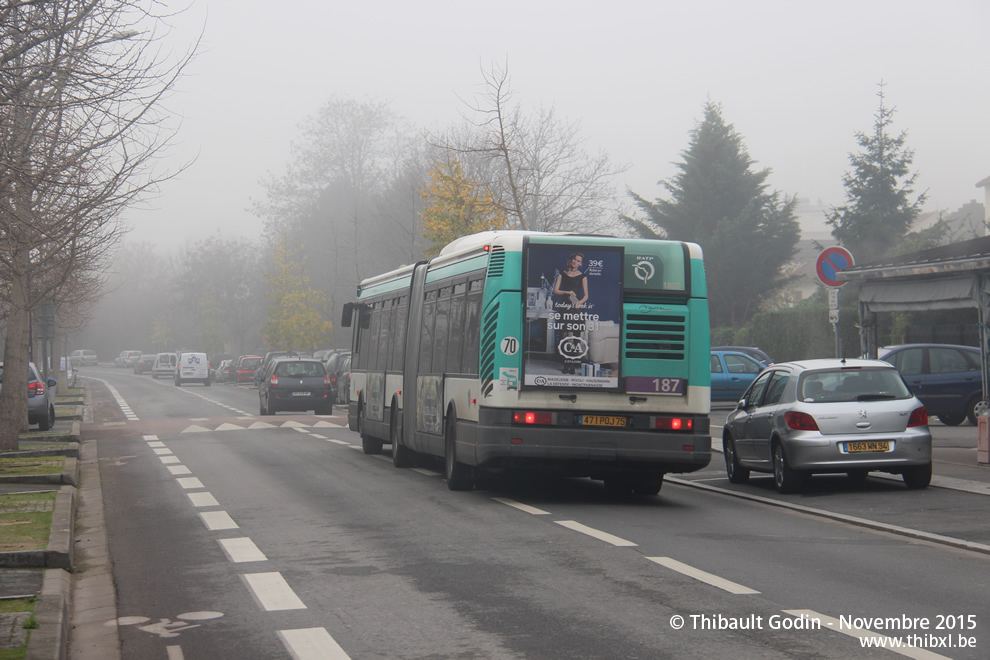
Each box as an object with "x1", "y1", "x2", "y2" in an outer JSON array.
[
  {"x1": 800, "y1": 368, "x2": 912, "y2": 403},
  {"x1": 274, "y1": 361, "x2": 326, "y2": 378},
  {"x1": 241, "y1": 358, "x2": 261, "y2": 368}
]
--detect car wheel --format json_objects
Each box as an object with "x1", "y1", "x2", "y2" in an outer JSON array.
[
  {"x1": 259, "y1": 395, "x2": 270, "y2": 416},
  {"x1": 903, "y1": 463, "x2": 932, "y2": 489},
  {"x1": 205, "y1": 377, "x2": 211, "y2": 387},
  {"x1": 444, "y1": 415, "x2": 473, "y2": 491},
  {"x1": 39, "y1": 405, "x2": 54, "y2": 431},
  {"x1": 391, "y1": 406, "x2": 413, "y2": 468},
  {"x1": 358, "y1": 407, "x2": 383, "y2": 454},
  {"x1": 631, "y1": 472, "x2": 664, "y2": 495},
  {"x1": 772, "y1": 441, "x2": 804, "y2": 494},
  {"x1": 847, "y1": 469, "x2": 869, "y2": 484},
  {"x1": 724, "y1": 436, "x2": 750, "y2": 484},
  {"x1": 965, "y1": 396, "x2": 982, "y2": 426},
  {"x1": 938, "y1": 414, "x2": 965, "y2": 427}
]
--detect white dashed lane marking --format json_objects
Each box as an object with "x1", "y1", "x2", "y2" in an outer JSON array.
[
  {"x1": 492, "y1": 498, "x2": 551, "y2": 515},
  {"x1": 278, "y1": 627, "x2": 351, "y2": 660},
  {"x1": 646, "y1": 557, "x2": 759, "y2": 595},
  {"x1": 187, "y1": 492, "x2": 220, "y2": 508},
  {"x1": 176, "y1": 477, "x2": 204, "y2": 489},
  {"x1": 554, "y1": 521, "x2": 638, "y2": 547},
  {"x1": 199, "y1": 511, "x2": 238, "y2": 531},
  {"x1": 243, "y1": 572, "x2": 307, "y2": 611},
  {"x1": 218, "y1": 537, "x2": 268, "y2": 563}
]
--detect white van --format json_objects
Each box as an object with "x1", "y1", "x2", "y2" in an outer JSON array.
[
  {"x1": 175, "y1": 352, "x2": 211, "y2": 386},
  {"x1": 152, "y1": 353, "x2": 177, "y2": 379}
]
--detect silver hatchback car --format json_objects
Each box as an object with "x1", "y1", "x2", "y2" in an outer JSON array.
[{"x1": 723, "y1": 358, "x2": 932, "y2": 493}]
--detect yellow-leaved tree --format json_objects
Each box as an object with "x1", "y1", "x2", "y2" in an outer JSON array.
[
  {"x1": 263, "y1": 233, "x2": 334, "y2": 350},
  {"x1": 420, "y1": 159, "x2": 506, "y2": 256}
]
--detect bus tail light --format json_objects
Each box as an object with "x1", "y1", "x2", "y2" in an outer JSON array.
[
  {"x1": 513, "y1": 411, "x2": 552, "y2": 425},
  {"x1": 654, "y1": 416, "x2": 692, "y2": 431}
]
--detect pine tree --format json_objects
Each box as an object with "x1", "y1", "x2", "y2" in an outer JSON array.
[
  {"x1": 626, "y1": 102, "x2": 800, "y2": 327},
  {"x1": 826, "y1": 82, "x2": 926, "y2": 260}
]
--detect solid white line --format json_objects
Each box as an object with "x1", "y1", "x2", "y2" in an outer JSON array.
[
  {"x1": 347, "y1": 445, "x2": 362, "y2": 451},
  {"x1": 782, "y1": 610, "x2": 950, "y2": 660},
  {"x1": 243, "y1": 572, "x2": 307, "y2": 611},
  {"x1": 166, "y1": 645, "x2": 184, "y2": 660},
  {"x1": 411, "y1": 468, "x2": 441, "y2": 477},
  {"x1": 328, "y1": 439, "x2": 350, "y2": 445},
  {"x1": 372, "y1": 454, "x2": 391, "y2": 462},
  {"x1": 492, "y1": 497, "x2": 551, "y2": 515},
  {"x1": 667, "y1": 477, "x2": 990, "y2": 555},
  {"x1": 218, "y1": 537, "x2": 268, "y2": 563},
  {"x1": 646, "y1": 556, "x2": 759, "y2": 595},
  {"x1": 176, "y1": 477, "x2": 205, "y2": 489},
  {"x1": 555, "y1": 520, "x2": 637, "y2": 547},
  {"x1": 187, "y1": 492, "x2": 220, "y2": 508},
  {"x1": 278, "y1": 627, "x2": 350, "y2": 660},
  {"x1": 167, "y1": 465, "x2": 192, "y2": 475},
  {"x1": 199, "y1": 511, "x2": 238, "y2": 531}
]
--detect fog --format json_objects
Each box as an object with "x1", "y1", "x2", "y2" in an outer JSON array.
[{"x1": 125, "y1": 0, "x2": 989, "y2": 248}]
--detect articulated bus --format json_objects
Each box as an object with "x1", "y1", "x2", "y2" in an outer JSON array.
[{"x1": 340, "y1": 230, "x2": 711, "y2": 493}]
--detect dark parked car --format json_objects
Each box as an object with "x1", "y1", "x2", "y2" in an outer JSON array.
[
  {"x1": 133, "y1": 354, "x2": 156, "y2": 375},
  {"x1": 879, "y1": 344, "x2": 983, "y2": 426},
  {"x1": 258, "y1": 358, "x2": 333, "y2": 415},
  {"x1": 722, "y1": 358, "x2": 931, "y2": 493},
  {"x1": 324, "y1": 350, "x2": 352, "y2": 404},
  {"x1": 711, "y1": 346, "x2": 774, "y2": 366},
  {"x1": 0, "y1": 362, "x2": 56, "y2": 431},
  {"x1": 710, "y1": 350, "x2": 764, "y2": 402}
]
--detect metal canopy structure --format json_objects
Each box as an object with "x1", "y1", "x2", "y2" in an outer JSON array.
[{"x1": 836, "y1": 235, "x2": 990, "y2": 404}]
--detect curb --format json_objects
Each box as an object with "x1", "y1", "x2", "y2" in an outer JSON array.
[
  {"x1": 0, "y1": 485, "x2": 76, "y2": 570},
  {"x1": 25, "y1": 568, "x2": 70, "y2": 660}
]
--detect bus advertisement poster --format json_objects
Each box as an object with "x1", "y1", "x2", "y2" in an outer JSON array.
[{"x1": 522, "y1": 242, "x2": 623, "y2": 390}]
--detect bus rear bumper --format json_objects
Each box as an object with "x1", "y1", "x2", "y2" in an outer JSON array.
[{"x1": 465, "y1": 422, "x2": 711, "y2": 475}]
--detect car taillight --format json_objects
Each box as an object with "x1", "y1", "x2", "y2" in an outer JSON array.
[
  {"x1": 513, "y1": 411, "x2": 553, "y2": 425},
  {"x1": 28, "y1": 381, "x2": 44, "y2": 395},
  {"x1": 330, "y1": 374, "x2": 337, "y2": 385},
  {"x1": 324, "y1": 374, "x2": 331, "y2": 386},
  {"x1": 270, "y1": 375, "x2": 278, "y2": 386},
  {"x1": 784, "y1": 411, "x2": 819, "y2": 431},
  {"x1": 907, "y1": 406, "x2": 928, "y2": 427}
]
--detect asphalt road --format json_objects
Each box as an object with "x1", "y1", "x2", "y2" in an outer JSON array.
[{"x1": 81, "y1": 366, "x2": 989, "y2": 659}]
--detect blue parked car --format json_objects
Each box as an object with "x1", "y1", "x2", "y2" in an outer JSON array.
[
  {"x1": 879, "y1": 344, "x2": 983, "y2": 426},
  {"x1": 711, "y1": 346, "x2": 773, "y2": 367},
  {"x1": 711, "y1": 350, "x2": 765, "y2": 402}
]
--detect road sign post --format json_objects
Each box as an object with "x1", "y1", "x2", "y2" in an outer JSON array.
[{"x1": 817, "y1": 247, "x2": 855, "y2": 358}]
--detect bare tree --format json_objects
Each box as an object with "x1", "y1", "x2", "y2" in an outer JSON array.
[
  {"x1": 0, "y1": 0, "x2": 195, "y2": 449},
  {"x1": 435, "y1": 62, "x2": 627, "y2": 234}
]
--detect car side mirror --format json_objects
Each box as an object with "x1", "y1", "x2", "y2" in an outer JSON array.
[
  {"x1": 736, "y1": 398, "x2": 747, "y2": 410},
  {"x1": 48, "y1": 377, "x2": 57, "y2": 387}
]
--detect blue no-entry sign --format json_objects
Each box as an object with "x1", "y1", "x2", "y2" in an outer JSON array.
[{"x1": 816, "y1": 246, "x2": 855, "y2": 287}]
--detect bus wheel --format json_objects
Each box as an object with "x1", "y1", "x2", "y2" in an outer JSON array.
[
  {"x1": 359, "y1": 409, "x2": 383, "y2": 454},
  {"x1": 391, "y1": 407, "x2": 413, "y2": 468},
  {"x1": 444, "y1": 416, "x2": 473, "y2": 491}
]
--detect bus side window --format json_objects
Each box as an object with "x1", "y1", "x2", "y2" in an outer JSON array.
[
  {"x1": 379, "y1": 302, "x2": 393, "y2": 372},
  {"x1": 392, "y1": 300, "x2": 407, "y2": 369},
  {"x1": 421, "y1": 290, "x2": 438, "y2": 373},
  {"x1": 446, "y1": 283, "x2": 467, "y2": 373},
  {"x1": 433, "y1": 288, "x2": 451, "y2": 374},
  {"x1": 367, "y1": 303, "x2": 382, "y2": 371},
  {"x1": 462, "y1": 280, "x2": 483, "y2": 375}
]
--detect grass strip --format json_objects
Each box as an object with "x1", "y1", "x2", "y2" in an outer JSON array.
[
  {"x1": 0, "y1": 457, "x2": 65, "y2": 477},
  {"x1": 0, "y1": 491, "x2": 56, "y2": 552}
]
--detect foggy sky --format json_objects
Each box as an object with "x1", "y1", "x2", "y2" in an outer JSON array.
[{"x1": 126, "y1": 0, "x2": 990, "y2": 249}]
